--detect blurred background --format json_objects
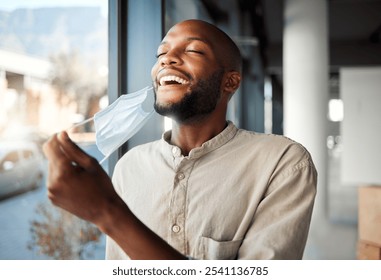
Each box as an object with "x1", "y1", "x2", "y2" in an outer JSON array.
[{"x1": 0, "y1": 0, "x2": 380, "y2": 260}]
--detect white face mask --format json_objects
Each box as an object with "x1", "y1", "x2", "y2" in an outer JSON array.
[
  {"x1": 70, "y1": 86, "x2": 154, "y2": 164},
  {"x1": 94, "y1": 86, "x2": 154, "y2": 163}
]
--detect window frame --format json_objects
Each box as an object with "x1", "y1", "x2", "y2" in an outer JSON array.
[{"x1": 107, "y1": 0, "x2": 165, "y2": 174}]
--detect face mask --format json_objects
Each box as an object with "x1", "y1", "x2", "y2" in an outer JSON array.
[{"x1": 70, "y1": 86, "x2": 154, "y2": 164}]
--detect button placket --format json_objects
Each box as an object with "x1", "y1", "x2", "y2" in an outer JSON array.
[
  {"x1": 170, "y1": 173, "x2": 186, "y2": 236},
  {"x1": 168, "y1": 158, "x2": 193, "y2": 252},
  {"x1": 169, "y1": 194, "x2": 185, "y2": 248},
  {"x1": 172, "y1": 146, "x2": 184, "y2": 169}
]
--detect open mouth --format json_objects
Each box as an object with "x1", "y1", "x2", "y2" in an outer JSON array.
[{"x1": 159, "y1": 75, "x2": 189, "y2": 86}]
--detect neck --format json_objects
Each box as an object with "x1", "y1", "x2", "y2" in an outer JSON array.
[{"x1": 169, "y1": 115, "x2": 227, "y2": 156}]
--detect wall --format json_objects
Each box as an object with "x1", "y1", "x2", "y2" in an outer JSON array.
[
  {"x1": 304, "y1": 67, "x2": 381, "y2": 259},
  {"x1": 341, "y1": 67, "x2": 381, "y2": 186}
]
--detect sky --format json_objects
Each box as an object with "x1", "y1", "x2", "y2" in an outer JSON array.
[{"x1": 0, "y1": 0, "x2": 108, "y2": 17}]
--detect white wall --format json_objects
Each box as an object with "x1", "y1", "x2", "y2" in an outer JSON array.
[{"x1": 341, "y1": 67, "x2": 381, "y2": 186}]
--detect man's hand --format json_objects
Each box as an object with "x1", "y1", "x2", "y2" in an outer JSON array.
[
  {"x1": 43, "y1": 131, "x2": 186, "y2": 259},
  {"x1": 42, "y1": 131, "x2": 119, "y2": 225}
]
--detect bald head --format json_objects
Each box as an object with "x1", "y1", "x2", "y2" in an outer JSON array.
[{"x1": 168, "y1": 20, "x2": 242, "y2": 74}]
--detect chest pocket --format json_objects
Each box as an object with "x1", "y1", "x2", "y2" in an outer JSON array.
[{"x1": 196, "y1": 236, "x2": 243, "y2": 260}]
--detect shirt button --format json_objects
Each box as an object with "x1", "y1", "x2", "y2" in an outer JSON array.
[
  {"x1": 172, "y1": 147, "x2": 181, "y2": 157},
  {"x1": 172, "y1": 224, "x2": 181, "y2": 233},
  {"x1": 177, "y1": 173, "x2": 185, "y2": 180}
]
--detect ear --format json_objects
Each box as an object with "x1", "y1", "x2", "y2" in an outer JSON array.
[{"x1": 222, "y1": 71, "x2": 241, "y2": 98}]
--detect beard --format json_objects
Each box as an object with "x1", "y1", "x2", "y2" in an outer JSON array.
[{"x1": 154, "y1": 68, "x2": 225, "y2": 124}]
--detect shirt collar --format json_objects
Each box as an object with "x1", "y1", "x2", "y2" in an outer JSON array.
[{"x1": 161, "y1": 121, "x2": 238, "y2": 159}]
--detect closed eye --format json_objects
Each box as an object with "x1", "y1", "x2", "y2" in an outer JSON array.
[
  {"x1": 156, "y1": 52, "x2": 166, "y2": 58},
  {"x1": 186, "y1": 50, "x2": 204, "y2": 55}
]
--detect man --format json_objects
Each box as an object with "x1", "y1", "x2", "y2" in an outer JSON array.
[{"x1": 43, "y1": 19, "x2": 317, "y2": 260}]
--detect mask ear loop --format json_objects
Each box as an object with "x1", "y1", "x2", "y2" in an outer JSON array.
[
  {"x1": 65, "y1": 117, "x2": 105, "y2": 164},
  {"x1": 66, "y1": 117, "x2": 110, "y2": 165},
  {"x1": 67, "y1": 116, "x2": 94, "y2": 131},
  {"x1": 99, "y1": 154, "x2": 110, "y2": 165}
]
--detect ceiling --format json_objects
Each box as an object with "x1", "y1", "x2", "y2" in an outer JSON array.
[
  {"x1": 202, "y1": 0, "x2": 381, "y2": 74},
  {"x1": 262, "y1": 0, "x2": 381, "y2": 73}
]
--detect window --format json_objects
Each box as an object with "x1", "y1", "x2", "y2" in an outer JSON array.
[{"x1": 0, "y1": 0, "x2": 108, "y2": 260}]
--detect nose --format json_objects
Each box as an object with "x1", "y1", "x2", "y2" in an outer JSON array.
[{"x1": 159, "y1": 50, "x2": 182, "y2": 66}]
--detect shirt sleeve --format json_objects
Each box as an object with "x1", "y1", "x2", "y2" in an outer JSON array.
[{"x1": 237, "y1": 157, "x2": 317, "y2": 259}]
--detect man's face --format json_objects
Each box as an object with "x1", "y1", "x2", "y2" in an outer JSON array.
[{"x1": 151, "y1": 21, "x2": 225, "y2": 123}]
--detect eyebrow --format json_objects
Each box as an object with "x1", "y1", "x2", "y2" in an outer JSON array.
[
  {"x1": 186, "y1": 37, "x2": 210, "y2": 44},
  {"x1": 159, "y1": 37, "x2": 211, "y2": 46}
]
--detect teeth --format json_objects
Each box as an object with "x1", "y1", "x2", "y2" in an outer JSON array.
[{"x1": 159, "y1": 75, "x2": 188, "y2": 86}]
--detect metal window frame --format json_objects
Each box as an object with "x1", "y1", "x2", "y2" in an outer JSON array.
[{"x1": 108, "y1": 0, "x2": 164, "y2": 175}]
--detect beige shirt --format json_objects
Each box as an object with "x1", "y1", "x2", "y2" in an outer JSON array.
[{"x1": 106, "y1": 121, "x2": 317, "y2": 259}]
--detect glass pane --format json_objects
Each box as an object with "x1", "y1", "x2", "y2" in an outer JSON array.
[{"x1": 0, "y1": 1, "x2": 108, "y2": 260}]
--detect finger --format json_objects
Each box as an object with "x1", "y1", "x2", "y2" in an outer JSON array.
[
  {"x1": 42, "y1": 133, "x2": 70, "y2": 165},
  {"x1": 43, "y1": 134, "x2": 74, "y2": 189},
  {"x1": 57, "y1": 131, "x2": 98, "y2": 170}
]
